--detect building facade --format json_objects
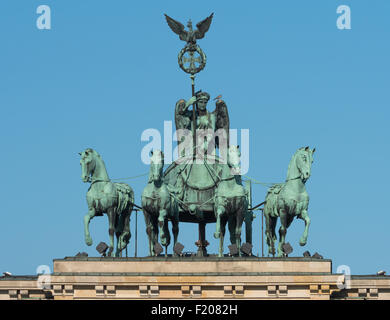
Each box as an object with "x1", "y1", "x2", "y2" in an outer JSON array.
[{"x1": 1, "y1": 257, "x2": 389, "y2": 300}]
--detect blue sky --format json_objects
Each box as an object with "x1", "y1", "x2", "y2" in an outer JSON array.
[{"x1": 0, "y1": 0, "x2": 389, "y2": 276}]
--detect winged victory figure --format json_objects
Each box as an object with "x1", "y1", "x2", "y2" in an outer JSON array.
[{"x1": 174, "y1": 91, "x2": 229, "y2": 158}]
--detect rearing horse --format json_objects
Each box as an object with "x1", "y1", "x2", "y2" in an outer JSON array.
[
  {"x1": 141, "y1": 150, "x2": 182, "y2": 256},
  {"x1": 264, "y1": 146, "x2": 315, "y2": 257},
  {"x1": 214, "y1": 145, "x2": 248, "y2": 257},
  {"x1": 80, "y1": 148, "x2": 134, "y2": 257}
]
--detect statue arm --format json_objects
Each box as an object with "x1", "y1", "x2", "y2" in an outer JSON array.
[{"x1": 185, "y1": 96, "x2": 197, "y2": 110}]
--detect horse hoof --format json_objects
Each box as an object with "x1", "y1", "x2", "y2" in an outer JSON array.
[
  {"x1": 85, "y1": 237, "x2": 93, "y2": 246},
  {"x1": 299, "y1": 238, "x2": 307, "y2": 246},
  {"x1": 214, "y1": 232, "x2": 220, "y2": 239}
]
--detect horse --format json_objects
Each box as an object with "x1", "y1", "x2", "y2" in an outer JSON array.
[
  {"x1": 141, "y1": 150, "x2": 182, "y2": 256},
  {"x1": 213, "y1": 145, "x2": 248, "y2": 257},
  {"x1": 264, "y1": 146, "x2": 315, "y2": 257},
  {"x1": 79, "y1": 148, "x2": 134, "y2": 257}
]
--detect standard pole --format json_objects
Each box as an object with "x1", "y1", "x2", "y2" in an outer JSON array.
[
  {"x1": 135, "y1": 209, "x2": 138, "y2": 257},
  {"x1": 190, "y1": 74, "x2": 197, "y2": 160},
  {"x1": 190, "y1": 74, "x2": 206, "y2": 256},
  {"x1": 261, "y1": 209, "x2": 264, "y2": 257}
]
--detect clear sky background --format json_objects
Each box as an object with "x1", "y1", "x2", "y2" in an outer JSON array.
[{"x1": 0, "y1": 0, "x2": 389, "y2": 276}]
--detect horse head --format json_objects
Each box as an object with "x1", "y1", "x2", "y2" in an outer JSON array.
[
  {"x1": 228, "y1": 145, "x2": 241, "y2": 175},
  {"x1": 293, "y1": 146, "x2": 315, "y2": 183},
  {"x1": 148, "y1": 150, "x2": 165, "y2": 183},
  {"x1": 79, "y1": 148, "x2": 97, "y2": 183}
]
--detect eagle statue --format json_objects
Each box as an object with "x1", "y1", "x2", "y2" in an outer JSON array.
[{"x1": 164, "y1": 13, "x2": 214, "y2": 47}]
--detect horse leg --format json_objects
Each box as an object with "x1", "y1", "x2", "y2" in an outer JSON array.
[
  {"x1": 143, "y1": 210, "x2": 153, "y2": 256},
  {"x1": 244, "y1": 209, "x2": 253, "y2": 245},
  {"x1": 235, "y1": 207, "x2": 245, "y2": 257},
  {"x1": 122, "y1": 211, "x2": 131, "y2": 251},
  {"x1": 84, "y1": 208, "x2": 96, "y2": 246},
  {"x1": 163, "y1": 219, "x2": 171, "y2": 257},
  {"x1": 115, "y1": 213, "x2": 124, "y2": 257},
  {"x1": 277, "y1": 209, "x2": 288, "y2": 257},
  {"x1": 218, "y1": 215, "x2": 228, "y2": 257},
  {"x1": 172, "y1": 213, "x2": 179, "y2": 256},
  {"x1": 228, "y1": 214, "x2": 236, "y2": 246},
  {"x1": 270, "y1": 216, "x2": 277, "y2": 257},
  {"x1": 298, "y1": 209, "x2": 310, "y2": 246},
  {"x1": 264, "y1": 212, "x2": 273, "y2": 256},
  {"x1": 114, "y1": 211, "x2": 121, "y2": 257},
  {"x1": 265, "y1": 214, "x2": 278, "y2": 257},
  {"x1": 214, "y1": 204, "x2": 225, "y2": 239},
  {"x1": 115, "y1": 211, "x2": 131, "y2": 257},
  {"x1": 122, "y1": 211, "x2": 131, "y2": 253},
  {"x1": 151, "y1": 217, "x2": 159, "y2": 256},
  {"x1": 107, "y1": 208, "x2": 117, "y2": 257},
  {"x1": 158, "y1": 209, "x2": 169, "y2": 256}
]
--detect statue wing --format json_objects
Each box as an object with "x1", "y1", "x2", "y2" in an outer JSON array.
[
  {"x1": 175, "y1": 99, "x2": 187, "y2": 130},
  {"x1": 175, "y1": 99, "x2": 192, "y2": 158},
  {"x1": 164, "y1": 14, "x2": 188, "y2": 41},
  {"x1": 194, "y1": 13, "x2": 214, "y2": 39},
  {"x1": 213, "y1": 99, "x2": 230, "y2": 151},
  {"x1": 175, "y1": 99, "x2": 191, "y2": 136}
]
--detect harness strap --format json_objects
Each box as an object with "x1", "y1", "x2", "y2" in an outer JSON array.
[
  {"x1": 285, "y1": 176, "x2": 301, "y2": 182},
  {"x1": 90, "y1": 179, "x2": 110, "y2": 185}
]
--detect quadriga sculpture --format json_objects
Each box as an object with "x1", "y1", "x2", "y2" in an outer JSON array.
[
  {"x1": 79, "y1": 148, "x2": 134, "y2": 257},
  {"x1": 214, "y1": 145, "x2": 248, "y2": 257},
  {"x1": 141, "y1": 150, "x2": 183, "y2": 256},
  {"x1": 264, "y1": 146, "x2": 315, "y2": 257}
]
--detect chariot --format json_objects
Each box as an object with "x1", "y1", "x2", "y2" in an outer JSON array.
[{"x1": 163, "y1": 153, "x2": 254, "y2": 256}]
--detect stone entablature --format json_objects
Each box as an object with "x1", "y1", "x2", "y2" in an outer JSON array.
[
  {"x1": 1, "y1": 257, "x2": 390, "y2": 300},
  {"x1": 0, "y1": 276, "x2": 51, "y2": 300},
  {"x1": 53, "y1": 256, "x2": 333, "y2": 274}
]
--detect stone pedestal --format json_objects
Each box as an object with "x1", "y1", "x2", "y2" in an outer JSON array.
[
  {"x1": 50, "y1": 256, "x2": 339, "y2": 300},
  {"x1": 2, "y1": 257, "x2": 390, "y2": 300},
  {"x1": 53, "y1": 256, "x2": 332, "y2": 274}
]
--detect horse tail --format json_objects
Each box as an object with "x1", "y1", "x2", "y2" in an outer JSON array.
[
  {"x1": 115, "y1": 183, "x2": 135, "y2": 214},
  {"x1": 264, "y1": 183, "x2": 284, "y2": 218}
]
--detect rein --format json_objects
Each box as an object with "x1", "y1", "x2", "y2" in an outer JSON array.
[
  {"x1": 90, "y1": 179, "x2": 110, "y2": 185},
  {"x1": 219, "y1": 176, "x2": 235, "y2": 182},
  {"x1": 285, "y1": 176, "x2": 301, "y2": 182}
]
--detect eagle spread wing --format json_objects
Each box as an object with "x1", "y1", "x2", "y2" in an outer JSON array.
[
  {"x1": 164, "y1": 14, "x2": 188, "y2": 42},
  {"x1": 194, "y1": 13, "x2": 214, "y2": 39},
  {"x1": 212, "y1": 99, "x2": 230, "y2": 152}
]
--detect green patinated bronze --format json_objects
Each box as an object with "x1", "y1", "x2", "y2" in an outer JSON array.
[
  {"x1": 159, "y1": 92, "x2": 253, "y2": 256},
  {"x1": 174, "y1": 91, "x2": 229, "y2": 156},
  {"x1": 165, "y1": 13, "x2": 213, "y2": 75},
  {"x1": 141, "y1": 150, "x2": 184, "y2": 257},
  {"x1": 137, "y1": 13, "x2": 254, "y2": 257},
  {"x1": 264, "y1": 147, "x2": 315, "y2": 257},
  {"x1": 80, "y1": 148, "x2": 134, "y2": 257},
  {"x1": 77, "y1": 14, "x2": 317, "y2": 259},
  {"x1": 214, "y1": 145, "x2": 248, "y2": 257}
]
